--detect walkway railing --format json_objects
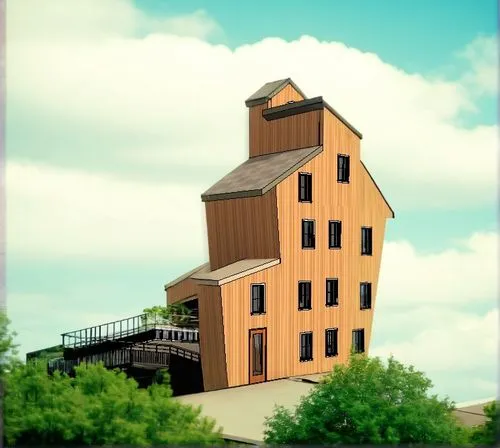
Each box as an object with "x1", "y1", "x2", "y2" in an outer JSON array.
[
  {"x1": 48, "y1": 344, "x2": 199, "y2": 375},
  {"x1": 61, "y1": 313, "x2": 199, "y2": 349}
]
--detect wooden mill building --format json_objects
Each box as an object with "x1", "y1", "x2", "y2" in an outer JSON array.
[{"x1": 165, "y1": 78, "x2": 394, "y2": 392}]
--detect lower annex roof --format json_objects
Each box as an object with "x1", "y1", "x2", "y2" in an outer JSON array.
[
  {"x1": 164, "y1": 258, "x2": 280, "y2": 290},
  {"x1": 191, "y1": 258, "x2": 280, "y2": 286}
]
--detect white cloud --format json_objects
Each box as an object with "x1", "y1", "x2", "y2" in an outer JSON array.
[
  {"x1": 8, "y1": 0, "x2": 222, "y2": 41},
  {"x1": 372, "y1": 308, "x2": 498, "y2": 372},
  {"x1": 6, "y1": 3, "x2": 497, "y2": 214},
  {"x1": 371, "y1": 307, "x2": 498, "y2": 401},
  {"x1": 372, "y1": 231, "x2": 498, "y2": 401},
  {"x1": 7, "y1": 162, "x2": 208, "y2": 261},
  {"x1": 458, "y1": 35, "x2": 498, "y2": 96},
  {"x1": 377, "y1": 232, "x2": 498, "y2": 307}
]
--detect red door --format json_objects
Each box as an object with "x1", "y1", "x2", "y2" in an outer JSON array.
[{"x1": 249, "y1": 328, "x2": 267, "y2": 384}]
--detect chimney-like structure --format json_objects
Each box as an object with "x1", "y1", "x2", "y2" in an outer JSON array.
[{"x1": 245, "y1": 78, "x2": 316, "y2": 158}]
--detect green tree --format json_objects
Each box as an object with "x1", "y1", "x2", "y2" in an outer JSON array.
[
  {"x1": 264, "y1": 354, "x2": 470, "y2": 445},
  {"x1": 0, "y1": 311, "x2": 21, "y2": 447},
  {"x1": 4, "y1": 361, "x2": 223, "y2": 446},
  {"x1": 470, "y1": 401, "x2": 500, "y2": 446},
  {"x1": 0, "y1": 312, "x2": 20, "y2": 377},
  {"x1": 142, "y1": 304, "x2": 193, "y2": 327}
]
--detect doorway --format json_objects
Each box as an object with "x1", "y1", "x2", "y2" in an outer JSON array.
[{"x1": 249, "y1": 328, "x2": 267, "y2": 384}]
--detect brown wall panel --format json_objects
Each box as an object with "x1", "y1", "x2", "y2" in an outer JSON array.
[
  {"x1": 166, "y1": 278, "x2": 199, "y2": 305},
  {"x1": 205, "y1": 189, "x2": 280, "y2": 271},
  {"x1": 249, "y1": 109, "x2": 322, "y2": 158},
  {"x1": 198, "y1": 285, "x2": 228, "y2": 391}
]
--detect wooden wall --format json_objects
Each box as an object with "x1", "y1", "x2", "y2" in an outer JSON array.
[
  {"x1": 166, "y1": 277, "x2": 199, "y2": 305},
  {"x1": 198, "y1": 284, "x2": 228, "y2": 391},
  {"x1": 269, "y1": 84, "x2": 305, "y2": 108},
  {"x1": 248, "y1": 82, "x2": 317, "y2": 158},
  {"x1": 218, "y1": 107, "x2": 392, "y2": 388},
  {"x1": 205, "y1": 189, "x2": 280, "y2": 271},
  {"x1": 249, "y1": 109, "x2": 322, "y2": 158}
]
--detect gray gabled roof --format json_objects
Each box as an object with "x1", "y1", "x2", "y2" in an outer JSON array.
[
  {"x1": 201, "y1": 145, "x2": 323, "y2": 202},
  {"x1": 245, "y1": 78, "x2": 307, "y2": 107}
]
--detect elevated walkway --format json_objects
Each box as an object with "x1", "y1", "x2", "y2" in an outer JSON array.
[
  {"x1": 48, "y1": 313, "x2": 202, "y2": 379},
  {"x1": 48, "y1": 340, "x2": 200, "y2": 375},
  {"x1": 62, "y1": 313, "x2": 199, "y2": 348}
]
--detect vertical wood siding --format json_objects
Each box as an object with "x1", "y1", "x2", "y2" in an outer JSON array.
[
  {"x1": 249, "y1": 109, "x2": 322, "y2": 157},
  {"x1": 166, "y1": 278, "x2": 199, "y2": 305},
  {"x1": 205, "y1": 189, "x2": 280, "y2": 271},
  {"x1": 269, "y1": 84, "x2": 305, "y2": 108},
  {"x1": 219, "y1": 108, "x2": 392, "y2": 387},
  {"x1": 198, "y1": 285, "x2": 228, "y2": 391}
]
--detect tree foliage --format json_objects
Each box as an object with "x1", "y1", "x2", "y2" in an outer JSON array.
[
  {"x1": 142, "y1": 304, "x2": 193, "y2": 327},
  {"x1": 0, "y1": 312, "x2": 20, "y2": 377},
  {"x1": 470, "y1": 401, "x2": 500, "y2": 446},
  {"x1": 1, "y1": 312, "x2": 222, "y2": 446},
  {"x1": 4, "y1": 361, "x2": 223, "y2": 446},
  {"x1": 264, "y1": 354, "x2": 470, "y2": 445}
]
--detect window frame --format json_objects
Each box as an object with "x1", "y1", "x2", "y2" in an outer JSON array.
[
  {"x1": 302, "y1": 219, "x2": 316, "y2": 249},
  {"x1": 352, "y1": 328, "x2": 365, "y2": 353},
  {"x1": 298, "y1": 281, "x2": 312, "y2": 311},
  {"x1": 325, "y1": 278, "x2": 339, "y2": 307},
  {"x1": 328, "y1": 220, "x2": 342, "y2": 249},
  {"x1": 250, "y1": 283, "x2": 266, "y2": 315},
  {"x1": 360, "y1": 282, "x2": 372, "y2": 310},
  {"x1": 300, "y1": 331, "x2": 313, "y2": 362},
  {"x1": 361, "y1": 226, "x2": 373, "y2": 256},
  {"x1": 298, "y1": 172, "x2": 313, "y2": 203},
  {"x1": 337, "y1": 154, "x2": 350, "y2": 183},
  {"x1": 325, "y1": 328, "x2": 339, "y2": 357}
]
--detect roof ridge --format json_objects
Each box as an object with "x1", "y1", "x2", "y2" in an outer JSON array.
[{"x1": 245, "y1": 78, "x2": 307, "y2": 107}]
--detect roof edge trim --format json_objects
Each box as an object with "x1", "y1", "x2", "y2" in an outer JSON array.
[
  {"x1": 360, "y1": 161, "x2": 395, "y2": 218},
  {"x1": 263, "y1": 96, "x2": 363, "y2": 139},
  {"x1": 192, "y1": 259, "x2": 281, "y2": 286},
  {"x1": 202, "y1": 188, "x2": 262, "y2": 203}
]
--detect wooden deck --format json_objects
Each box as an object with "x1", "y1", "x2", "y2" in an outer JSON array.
[{"x1": 48, "y1": 341, "x2": 200, "y2": 375}]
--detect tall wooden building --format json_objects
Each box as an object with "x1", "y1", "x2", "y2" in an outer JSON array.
[{"x1": 165, "y1": 78, "x2": 394, "y2": 392}]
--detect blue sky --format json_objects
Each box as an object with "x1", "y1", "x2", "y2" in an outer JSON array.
[{"x1": 5, "y1": 0, "x2": 498, "y2": 405}]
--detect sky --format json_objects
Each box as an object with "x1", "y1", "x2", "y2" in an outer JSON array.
[{"x1": 5, "y1": 0, "x2": 498, "y2": 404}]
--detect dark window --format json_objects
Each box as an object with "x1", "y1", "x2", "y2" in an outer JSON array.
[
  {"x1": 337, "y1": 154, "x2": 350, "y2": 183},
  {"x1": 329, "y1": 220, "x2": 342, "y2": 249},
  {"x1": 326, "y1": 278, "x2": 339, "y2": 306},
  {"x1": 251, "y1": 284, "x2": 265, "y2": 314},
  {"x1": 298, "y1": 173, "x2": 312, "y2": 202},
  {"x1": 298, "y1": 281, "x2": 312, "y2": 310},
  {"x1": 325, "y1": 328, "x2": 338, "y2": 357},
  {"x1": 360, "y1": 282, "x2": 372, "y2": 310},
  {"x1": 361, "y1": 227, "x2": 373, "y2": 255},
  {"x1": 352, "y1": 329, "x2": 365, "y2": 353},
  {"x1": 302, "y1": 220, "x2": 315, "y2": 249},
  {"x1": 251, "y1": 332, "x2": 263, "y2": 375},
  {"x1": 300, "y1": 332, "x2": 313, "y2": 361}
]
